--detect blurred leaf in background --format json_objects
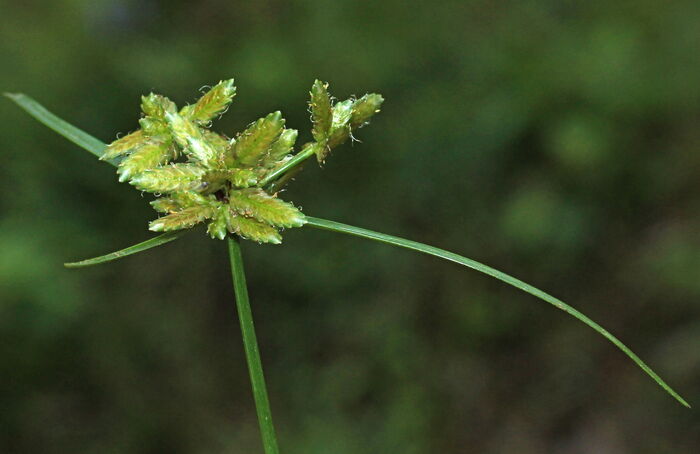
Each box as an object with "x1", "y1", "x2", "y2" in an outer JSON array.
[{"x1": 1, "y1": 0, "x2": 699, "y2": 453}]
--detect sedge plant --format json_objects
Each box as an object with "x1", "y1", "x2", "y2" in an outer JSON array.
[{"x1": 6, "y1": 78, "x2": 690, "y2": 453}]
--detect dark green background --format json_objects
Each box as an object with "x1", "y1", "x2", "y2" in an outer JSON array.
[{"x1": 1, "y1": 1, "x2": 699, "y2": 452}]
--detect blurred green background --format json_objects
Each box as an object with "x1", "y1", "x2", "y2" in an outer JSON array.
[{"x1": 1, "y1": 1, "x2": 699, "y2": 452}]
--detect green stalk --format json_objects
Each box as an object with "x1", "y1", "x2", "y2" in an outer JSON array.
[
  {"x1": 227, "y1": 236, "x2": 280, "y2": 454},
  {"x1": 260, "y1": 144, "x2": 315, "y2": 187}
]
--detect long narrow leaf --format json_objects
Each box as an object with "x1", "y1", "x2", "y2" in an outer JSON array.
[
  {"x1": 64, "y1": 231, "x2": 188, "y2": 268},
  {"x1": 5, "y1": 93, "x2": 109, "y2": 159},
  {"x1": 7, "y1": 94, "x2": 189, "y2": 264},
  {"x1": 304, "y1": 216, "x2": 690, "y2": 408}
]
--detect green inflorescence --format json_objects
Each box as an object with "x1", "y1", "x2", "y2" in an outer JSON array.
[{"x1": 102, "y1": 79, "x2": 383, "y2": 243}]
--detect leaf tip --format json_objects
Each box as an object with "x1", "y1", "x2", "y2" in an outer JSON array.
[{"x1": 676, "y1": 395, "x2": 692, "y2": 409}]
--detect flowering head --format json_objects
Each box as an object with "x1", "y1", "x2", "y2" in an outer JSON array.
[{"x1": 100, "y1": 79, "x2": 383, "y2": 243}]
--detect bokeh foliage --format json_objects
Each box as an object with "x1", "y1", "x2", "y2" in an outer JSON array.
[{"x1": 1, "y1": 1, "x2": 699, "y2": 452}]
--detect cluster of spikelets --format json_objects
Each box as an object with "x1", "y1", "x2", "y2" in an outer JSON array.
[{"x1": 100, "y1": 79, "x2": 383, "y2": 243}]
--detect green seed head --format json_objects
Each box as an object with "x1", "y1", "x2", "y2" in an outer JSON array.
[{"x1": 105, "y1": 78, "x2": 382, "y2": 243}]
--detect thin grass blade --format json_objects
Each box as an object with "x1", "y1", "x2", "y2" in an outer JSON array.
[
  {"x1": 5, "y1": 93, "x2": 109, "y2": 160},
  {"x1": 6, "y1": 94, "x2": 190, "y2": 263},
  {"x1": 304, "y1": 216, "x2": 690, "y2": 408},
  {"x1": 64, "y1": 231, "x2": 188, "y2": 268}
]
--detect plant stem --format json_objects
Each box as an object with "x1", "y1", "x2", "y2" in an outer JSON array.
[
  {"x1": 260, "y1": 144, "x2": 316, "y2": 187},
  {"x1": 227, "y1": 236, "x2": 280, "y2": 454}
]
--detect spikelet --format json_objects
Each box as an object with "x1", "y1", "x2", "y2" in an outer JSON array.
[
  {"x1": 232, "y1": 111, "x2": 285, "y2": 167},
  {"x1": 101, "y1": 130, "x2": 147, "y2": 160},
  {"x1": 171, "y1": 191, "x2": 211, "y2": 206},
  {"x1": 181, "y1": 79, "x2": 236, "y2": 125},
  {"x1": 141, "y1": 93, "x2": 177, "y2": 119},
  {"x1": 327, "y1": 99, "x2": 354, "y2": 148},
  {"x1": 117, "y1": 140, "x2": 175, "y2": 182},
  {"x1": 196, "y1": 170, "x2": 227, "y2": 193},
  {"x1": 150, "y1": 197, "x2": 181, "y2": 213},
  {"x1": 229, "y1": 168, "x2": 259, "y2": 188},
  {"x1": 226, "y1": 210, "x2": 282, "y2": 244},
  {"x1": 229, "y1": 188, "x2": 306, "y2": 228},
  {"x1": 261, "y1": 128, "x2": 298, "y2": 168},
  {"x1": 151, "y1": 191, "x2": 211, "y2": 213},
  {"x1": 200, "y1": 129, "x2": 231, "y2": 167},
  {"x1": 165, "y1": 111, "x2": 218, "y2": 164},
  {"x1": 139, "y1": 117, "x2": 170, "y2": 138},
  {"x1": 149, "y1": 205, "x2": 216, "y2": 232},
  {"x1": 310, "y1": 80, "x2": 332, "y2": 143},
  {"x1": 201, "y1": 129, "x2": 230, "y2": 153},
  {"x1": 350, "y1": 93, "x2": 384, "y2": 130},
  {"x1": 206, "y1": 205, "x2": 229, "y2": 240},
  {"x1": 130, "y1": 164, "x2": 206, "y2": 193},
  {"x1": 197, "y1": 169, "x2": 258, "y2": 193}
]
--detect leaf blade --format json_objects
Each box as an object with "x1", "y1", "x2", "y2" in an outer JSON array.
[
  {"x1": 5, "y1": 93, "x2": 109, "y2": 160},
  {"x1": 304, "y1": 216, "x2": 690, "y2": 408},
  {"x1": 64, "y1": 231, "x2": 188, "y2": 268}
]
